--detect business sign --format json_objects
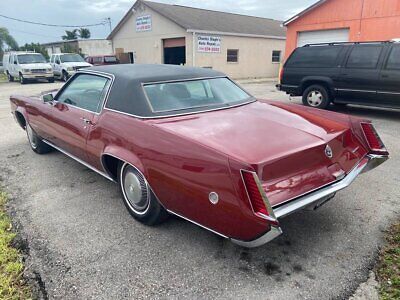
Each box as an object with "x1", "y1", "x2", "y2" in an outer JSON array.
[
  {"x1": 197, "y1": 35, "x2": 221, "y2": 53},
  {"x1": 136, "y1": 15, "x2": 152, "y2": 32}
]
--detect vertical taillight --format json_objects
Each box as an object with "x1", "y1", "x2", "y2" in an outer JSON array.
[
  {"x1": 279, "y1": 67, "x2": 284, "y2": 84},
  {"x1": 241, "y1": 170, "x2": 279, "y2": 226},
  {"x1": 361, "y1": 123, "x2": 388, "y2": 154}
]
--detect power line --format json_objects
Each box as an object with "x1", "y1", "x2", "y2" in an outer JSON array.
[
  {"x1": 6, "y1": 27, "x2": 60, "y2": 39},
  {"x1": 0, "y1": 14, "x2": 107, "y2": 28}
]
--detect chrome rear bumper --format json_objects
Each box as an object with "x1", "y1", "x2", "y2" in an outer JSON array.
[{"x1": 231, "y1": 154, "x2": 388, "y2": 248}]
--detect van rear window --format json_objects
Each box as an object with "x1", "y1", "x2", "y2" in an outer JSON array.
[{"x1": 286, "y1": 46, "x2": 343, "y2": 68}]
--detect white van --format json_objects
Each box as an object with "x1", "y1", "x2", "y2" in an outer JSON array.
[
  {"x1": 3, "y1": 52, "x2": 54, "y2": 84},
  {"x1": 50, "y1": 53, "x2": 92, "y2": 81}
]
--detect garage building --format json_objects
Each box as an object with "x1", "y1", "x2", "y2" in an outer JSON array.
[
  {"x1": 108, "y1": 0, "x2": 286, "y2": 79},
  {"x1": 284, "y1": 0, "x2": 400, "y2": 58},
  {"x1": 43, "y1": 39, "x2": 113, "y2": 57}
]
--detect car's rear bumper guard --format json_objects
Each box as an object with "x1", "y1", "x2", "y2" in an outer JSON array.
[{"x1": 231, "y1": 154, "x2": 388, "y2": 248}]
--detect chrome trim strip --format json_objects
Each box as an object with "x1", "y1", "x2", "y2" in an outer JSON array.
[
  {"x1": 273, "y1": 154, "x2": 387, "y2": 219},
  {"x1": 102, "y1": 100, "x2": 257, "y2": 120},
  {"x1": 336, "y1": 88, "x2": 376, "y2": 94},
  {"x1": 42, "y1": 140, "x2": 116, "y2": 182},
  {"x1": 167, "y1": 209, "x2": 229, "y2": 239},
  {"x1": 231, "y1": 226, "x2": 283, "y2": 248},
  {"x1": 377, "y1": 91, "x2": 400, "y2": 95}
]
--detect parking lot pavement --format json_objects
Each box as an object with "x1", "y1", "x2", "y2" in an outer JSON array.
[{"x1": 0, "y1": 80, "x2": 399, "y2": 299}]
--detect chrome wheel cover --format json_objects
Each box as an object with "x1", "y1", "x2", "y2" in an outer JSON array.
[
  {"x1": 121, "y1": 164, "x2": 150, "y2": 215},
  {"x1": 307, "y1": 90, "x2": 323, "y2": 107},
  {"x1": 26, "y1": 124, "x2": 38, "y2": 149}
]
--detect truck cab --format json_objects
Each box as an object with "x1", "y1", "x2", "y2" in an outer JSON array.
[{"x1": 50, "y1": 53, "x2": 92, "y2": 82}]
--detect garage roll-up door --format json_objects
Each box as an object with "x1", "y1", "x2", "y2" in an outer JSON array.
[{"x1": 297, "y1": 29, "x2": 349, "y2": 47}]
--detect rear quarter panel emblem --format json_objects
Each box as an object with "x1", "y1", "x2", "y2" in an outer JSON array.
[{"x1": 325, "y1": 145, "x2": 333, "y2": 158}]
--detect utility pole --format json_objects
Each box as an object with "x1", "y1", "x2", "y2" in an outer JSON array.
[
  {"x1": 105, "y1": 17, "x2": 112, "y2": 33},
  {"x1": 104, "y1": 17, "x2": 114, "y2": 54}
]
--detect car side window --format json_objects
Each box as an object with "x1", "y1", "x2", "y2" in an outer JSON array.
[
  {"x1": 346, "y1": 45, "x2": 383, "y2": 69},
  {"x1": 56, "y1": 74, "x2": 111, "y2": 113},
  {"x1": 386, "y1": 45, "x2": 400, "y2": 70}
]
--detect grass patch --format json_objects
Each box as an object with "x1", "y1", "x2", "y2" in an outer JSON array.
[
  {"x1": 0, "y1": 73, "x2": 7, "y2": 82},
  {"x1": 376, "y1": 222, "x2": 400, "y2": 300},
  {"x1": 0, "y1": 190, "x2": 32, "y2": 299}
]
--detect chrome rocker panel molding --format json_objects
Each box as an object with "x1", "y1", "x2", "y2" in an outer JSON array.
[
  {"x1": 42, "y1": 140, "x2": 116, "y2": 182},
  {"x1": 41, "y1": 139, "x2": 388, "y2": 249},
  {"x1": 231, "y1": 154, "x2": 388, "y2": 248}
]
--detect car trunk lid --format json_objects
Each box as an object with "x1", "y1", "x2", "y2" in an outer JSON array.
[{"x1": 149, "y1": 101, "x2": 367, "y2": 206}]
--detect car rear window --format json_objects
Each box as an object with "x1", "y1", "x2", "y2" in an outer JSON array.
[
  {"x1": 286, "y1": 46, "x2": 343, "y2": 68},
  {"x1": 104, "y1": 56, "x2": 118, "y2": 63},
  {"x1": 143, "y1": 78, "x2": 252, "y2": 113}
]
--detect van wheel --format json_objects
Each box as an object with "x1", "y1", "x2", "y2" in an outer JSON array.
[
  {"x1": 19, "y1": 73, "x2": 27, "y2": 85},
  {"x1": 26, "y1": 123, "x2": 52, "y2": 154},
  {"x1": 62, "y1": 71, "x2": 68, "y2": 82},
  {"x1": 118, "y1": 162, "x2": 168, "y2": 225},
  {"x1": 302, "y1": 85, "x2": 330, "y2": 109},
  {"x1": 7, "y1": 72, "x2": 14, "y2": 82}
]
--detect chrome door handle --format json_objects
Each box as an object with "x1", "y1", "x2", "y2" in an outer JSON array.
[{"x1": 80, "y1": 118, "x2": 92, "y2": 125}]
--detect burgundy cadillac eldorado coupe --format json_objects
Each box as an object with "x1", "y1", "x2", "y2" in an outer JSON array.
[{"x1": 10, "y1": 65, "x2": 389, "y2": 247}]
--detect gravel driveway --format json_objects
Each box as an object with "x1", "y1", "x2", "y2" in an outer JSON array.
[{"x1": 0, "y1": 80, "x2": 399, "y2": 299}]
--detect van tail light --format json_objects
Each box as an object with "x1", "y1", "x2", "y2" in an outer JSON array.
[
  {"x1": 241, "y1": 170, "x2": 279, "y2": 227},
  {"x1": 279, "y1": 67, "x2": 284, "y2": 83},
  {"x1": 360, "y1": 123, "x2": 388, "y2": 154}
]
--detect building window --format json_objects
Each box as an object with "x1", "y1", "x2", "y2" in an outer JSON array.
[
  {"x1": 227, "y1": 49, "x2": 239, "y2": 63},
  {"x1": 272, "y1": 50, "x2": 281, "y2": 63}
]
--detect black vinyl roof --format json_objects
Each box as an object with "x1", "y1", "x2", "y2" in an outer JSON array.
[
  {"x1": 87, "y1": 64, "x2": 225, "y2": 84},
  {"x1": 83, "y1": 64, "x2": 228, "y2": 118}
]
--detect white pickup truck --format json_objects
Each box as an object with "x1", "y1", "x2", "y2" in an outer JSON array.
[{"x1": 50, "y1": 53, "x2": 92, "y2": 81}]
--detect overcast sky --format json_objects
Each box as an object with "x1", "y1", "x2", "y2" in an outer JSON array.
[{"x1": 0, "y1": 0, "x2": 317, "y2": 45}]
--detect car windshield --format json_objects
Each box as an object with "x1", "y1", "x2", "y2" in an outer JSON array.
[
  {"x1": 143, "y1": 77, "x2": 253, "y2": 113},
  {"x1": 104, "y1": 56, "x2": 117, "y2": 63},
  {"x1": 17, "y1": 54, "x2": 46, "y2": 64},
  {"x1": 60, "y1": 54, "x2": 85, "y2": 63}
]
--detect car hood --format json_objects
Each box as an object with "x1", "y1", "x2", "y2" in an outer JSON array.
[
  {"x1": 150, "y1": 101, "x2": 351, "y2": 165},
  {"x1": 20, "y1": 63, "x2": 52, "y2": 69},
  {"x1": 63, "y1": 62, "x2": 92, "y2": 67}
]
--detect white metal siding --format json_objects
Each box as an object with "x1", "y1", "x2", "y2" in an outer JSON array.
[{"x1": 297, "y1": 29, "x2": 349, "y2": 47}]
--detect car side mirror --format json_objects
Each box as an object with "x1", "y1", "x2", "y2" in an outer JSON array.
[
  {"x1": 56, "y1": 61, "x2": 60, "y2": 65},
  {"x1": 14, "y1": 61, "x2": 18, "y2": 65},
  {"x1": 42, "y1": 93, "x2": 54, "y2": 103}
]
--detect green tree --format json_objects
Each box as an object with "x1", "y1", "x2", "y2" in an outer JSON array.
[
  {"x1": 19, "y1": 43, "x2": 49, "y2": 60},
  {"x1": 62, "y1": 29, "x2": 78, "y2": 41},
  {"x1": 0, "y1": 27, "x2": 18, "y2": 53},
  {"x1": 78, "y1": 28, "x2": 91, "y2": 39},
  {"x1": 62, "y1": 43, "x2": 79, "y2": 54}
]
